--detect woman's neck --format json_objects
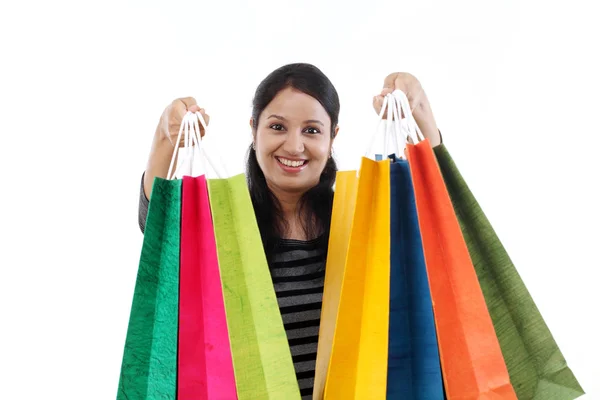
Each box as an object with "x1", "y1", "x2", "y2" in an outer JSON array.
[{"x1": 268, "y1": 184, "x2": 308, "y2": 240}]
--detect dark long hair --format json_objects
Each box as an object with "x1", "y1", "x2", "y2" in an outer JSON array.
[{"x1": 246, "y1": 63, "x2": 340, "y2": 251}]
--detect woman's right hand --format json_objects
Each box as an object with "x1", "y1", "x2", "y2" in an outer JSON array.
[
  {"x1": 156, "y1": 97, "x2": 210, "y2": 147},
  {"x1": 143, "y1": 97, "x2": 211, "y2": 200}
]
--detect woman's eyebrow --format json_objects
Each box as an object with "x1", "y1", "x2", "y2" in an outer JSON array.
[{"x1": 268, "y1": 114, "x2": 324, "y2": 126}]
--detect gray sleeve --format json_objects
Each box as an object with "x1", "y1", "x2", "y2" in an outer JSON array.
[{"x1": 138, "y1": 172, "x2": 149, "y2": 234}]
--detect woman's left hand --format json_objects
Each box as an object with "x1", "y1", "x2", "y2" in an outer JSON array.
[{"x1": 373, "y1": 72, "x2": 441, "y2": 147}]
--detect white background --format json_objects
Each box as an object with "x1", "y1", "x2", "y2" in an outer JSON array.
[{"x1": 1, "y1": 0, "x2": 598, "y2": 398}]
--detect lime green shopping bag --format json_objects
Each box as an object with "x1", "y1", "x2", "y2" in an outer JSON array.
[
  {"x1": 207, "y1": 173, "x2": 301, "y2": 400},
  {"x1": 434, "y1": 144, "x2": 584, "y2": 400}
]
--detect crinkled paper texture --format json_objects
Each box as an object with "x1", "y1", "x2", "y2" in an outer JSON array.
[
  {"x1": 118, "y1": 178, "x2": 181, "y2": 399},
  {"x1": 433, "y1": 144, "x2": 584, "y2": 400},
  {"x1": 208, "y1": 174, "x2": 300, "y2": 400}
]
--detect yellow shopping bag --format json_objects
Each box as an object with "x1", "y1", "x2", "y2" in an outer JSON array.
[
  {"x1": 319, "y1": 157, "x2": 391, "y2": 400},
  {"x1": 313, "y1": 171, "x2": 359, "y2": 399}
]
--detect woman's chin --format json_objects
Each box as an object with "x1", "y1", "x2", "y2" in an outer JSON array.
[{"x1": 268, "y1": 177, "x2": 317, "y2": 195}]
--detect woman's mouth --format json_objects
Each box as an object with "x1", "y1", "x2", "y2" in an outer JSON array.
[{"x1": 276, "y1": 156, "x2": 308, "y2": 172}]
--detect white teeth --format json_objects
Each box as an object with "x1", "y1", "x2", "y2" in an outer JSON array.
[{"x1": 278, "y1": 157, "x2": 305, "y2": 167}]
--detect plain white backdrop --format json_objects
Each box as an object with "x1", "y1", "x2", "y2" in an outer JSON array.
[{"x1": 1, "y1": 0, "x2": 598, "y2": 398}]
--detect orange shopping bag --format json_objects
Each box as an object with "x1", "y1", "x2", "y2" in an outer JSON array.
[
  {"x1": 378, "y1": 85, "x2": 518, "y2": 399},
  {"x1": 407, "y1": 138, "x2": 517, "y2": 399}
]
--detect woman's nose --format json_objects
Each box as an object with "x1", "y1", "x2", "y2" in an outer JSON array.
[{"x1": 282, "y1": 131, "x2": 304, "y2": 155}]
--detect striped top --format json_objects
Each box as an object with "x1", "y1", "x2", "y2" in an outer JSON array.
[
  {"x1": 266, "y1": 236, "x2": 326, "y2": 399},
  {"x1": 138, "y1": 174, "x2": 326, "y2": 399}
]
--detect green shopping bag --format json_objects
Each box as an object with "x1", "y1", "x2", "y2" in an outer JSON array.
[
  {"x1": 207, "y1": 173, "x2": 301, "y2": 400},
  {"x1": 117, "y1": 178, "x2": 181, "y2": 399},
  {"x1": 433, "y1": 144, "x2": 585, "y2": 400}
]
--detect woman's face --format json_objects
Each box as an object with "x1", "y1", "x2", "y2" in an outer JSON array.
[{"x1": 252, "y1": 87, "x2": 337, "y2": 195}]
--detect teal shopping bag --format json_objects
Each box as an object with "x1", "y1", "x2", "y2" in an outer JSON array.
[{"x1": 388, "y1": 156, "x2": 443, "y2": 399}]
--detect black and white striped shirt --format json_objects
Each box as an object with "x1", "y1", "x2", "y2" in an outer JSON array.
[
  {"x1": 138, "y1": 175, "x2": 325, "y2": 398},
  {"x1": 267, "y1": 236, "x2": 326, "y2": 399}
]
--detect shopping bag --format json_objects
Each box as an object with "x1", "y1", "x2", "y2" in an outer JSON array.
[
  {"x1": 433, "y1": 144, "x2": 585, "y2": 400},
  {"x1": 179, "y1": 174, "x2": 237, "y2": 399},
  {"x1": 207, "y1": 173, "x2": 301, "y2": 400},
  {"x1": 117, "y1": 177, "x2": 181, "y2": 400},
  {"x1": 387, "y1": 156, "x2": 444, "y2": 399},
  {"x1": 324, "y1": 157, "x2": 391, "y2": 400},
  {"x1": 382, "y1": 88, "x2": 516, "y2": 399},
  {"x1": 407, "y1": 139, "x2": 517, "y2": 399},
  {"x1": 118, "y1": 110, "x2": 232, "y2": 400},
  {"x1": 313, "y1": 171, "x2": 359, "y2": 399}
]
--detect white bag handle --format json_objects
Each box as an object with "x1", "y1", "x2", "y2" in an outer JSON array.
[
  {"x1": 362, "y1": 88, "x2": 429, "y2": 164},
  {"x1": 392, "y1": 89, "x2": 425, "y2": 145},
  {"x1": 365, "y1": 91, "x2": 414, "y2": 160},
  {"x1": 365, "y1": 92, "x2": 405, "y2": 158},
  {"x1": 166, "y1": 113, "x2": 188, "y2": 180},
  {"x1": 389, "y1": 92, "x2": 406, "y2": 159},
  {"x1": 384, "y1": 91, "x2": 395, "y2": 157},
  {"x1": 171, "y1": 112, "x2": 198, "y2": 179},
  {"x1": 364, "y1": 94, "x2": 390, "y2": 158},
  {"x1": 166, "y1": 111, "x2": 224, "y2": 180},
  {"x1": 193, "y1": 111, "x2": 230, "y2": 179}
]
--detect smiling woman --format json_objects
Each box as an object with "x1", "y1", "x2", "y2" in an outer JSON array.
[
  {"x1": 243, "y1": 65, "x2": 340, "y2": 398},
  {"x1": 248, "y1": 66, "x2": 340, "y2": 246},
  {"x1": 137, "y1": 63, "x2": 441, "y2": 399}
]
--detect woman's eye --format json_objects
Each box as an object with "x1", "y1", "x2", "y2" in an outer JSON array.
[
  {"x1": 305, "y1": 127, "x2": 321, "y2": 134},
  {"x1": 270, "y1": 124, "x2": 284, "y2": 131}
]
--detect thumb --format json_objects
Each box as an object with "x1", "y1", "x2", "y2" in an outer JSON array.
[{"x1": 373, "y1": 94, "x2": 385, "y2": 115}]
